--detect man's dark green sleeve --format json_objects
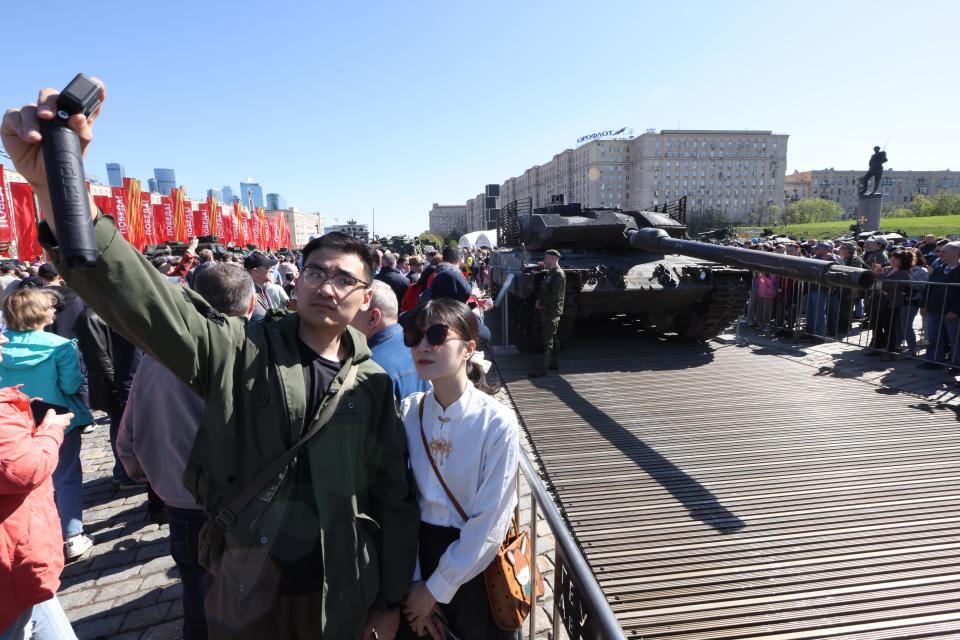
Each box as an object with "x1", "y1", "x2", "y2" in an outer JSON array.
[
  {"x1": 366, "y1": 383, "x2": 420, "y2": 610},
  {"x1": 40, "y1": 215, "x2": 243, "y2": 396}
]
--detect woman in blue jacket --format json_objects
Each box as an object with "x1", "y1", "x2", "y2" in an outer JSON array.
[{"x1": 0, "y1": 288, "x2": 95, "y2": 561}]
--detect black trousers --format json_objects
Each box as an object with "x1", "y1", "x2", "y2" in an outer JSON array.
[
  {"x1": 399, "y1": 522, "x2": 521, "y2": 640},
  {"x1": 167, "y1": 506, "x2": 213, "y2": 640}
]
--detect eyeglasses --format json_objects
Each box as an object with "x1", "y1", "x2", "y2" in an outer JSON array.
[
  {"x1": 404, "y1": 323, "x2": 457, "y2": 348},
  {"x1": 300, "y1": 267, "x2": 368, "y2": 294}
]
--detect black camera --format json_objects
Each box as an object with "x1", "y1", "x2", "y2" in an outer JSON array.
[{"x1": 40, "y1": 74, "x2": 101, "y2": 268}]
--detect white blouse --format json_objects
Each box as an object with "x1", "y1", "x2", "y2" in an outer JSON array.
[{"x1": 400, "y1": 384, "x2": 520, "y2": 604}]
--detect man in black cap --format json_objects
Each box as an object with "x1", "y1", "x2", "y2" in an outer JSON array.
[
  {"x1": 244, "y1": 251, "x2": 287, "y2": 320},
  {"x1": 529, "y1": 249, "x2": 566, "y2": 378}
]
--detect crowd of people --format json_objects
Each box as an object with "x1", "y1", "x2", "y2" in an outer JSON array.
[
  {"x1": 0, "y1": 235, "x2": 527, "y2": 640},
  {"x1": 744, "y1": 233, "x2": 960, "y2": 371},
  {"x1": 0, "y1": 83, "x2": 535, "y2": 640}
]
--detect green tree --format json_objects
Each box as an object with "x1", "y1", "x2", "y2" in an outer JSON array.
[
  {"x1": 909, "y1": 191, "x2": 960, "y2": 217},
  {"x1": 417, "y1": 232, "x2": 444, "y2": 251},
  {"x1": 784, "y1": 198, "x2": 845, "y2": 224}
]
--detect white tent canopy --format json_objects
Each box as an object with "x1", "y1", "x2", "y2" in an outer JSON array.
[{"x1": 459, "y1": 230, "x2": 496, "y2": 249}]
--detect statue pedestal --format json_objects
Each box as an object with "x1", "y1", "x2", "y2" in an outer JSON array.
[{"x1": 858, "y1": 193, "x2": 883, "y2": 231}]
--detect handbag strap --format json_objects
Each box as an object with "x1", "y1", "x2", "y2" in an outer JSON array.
[
  {"x1": 212, "y1": 363, "x2": 359, "y2": 530},
  {"x1": 419, "y1": 396, "x2": 469, "y2": 522}
]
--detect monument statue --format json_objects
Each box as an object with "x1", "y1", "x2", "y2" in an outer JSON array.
[{"x1": 859, "y1": 145, "x2": 888, "y2": 196}]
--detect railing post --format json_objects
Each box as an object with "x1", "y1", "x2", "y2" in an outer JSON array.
[
  {"x1": 552, "y1": 548, "x2": 563, "y2": 640},
  {"x1": 528, "y1": 498, "x2": 539, "y2": 639}
]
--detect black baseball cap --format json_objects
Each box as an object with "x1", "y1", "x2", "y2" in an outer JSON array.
[
  {"x1": 38, "y1": 263, "x2": 60, "y2": 279},
  {"x1": 243, "y1": 252, "x2": 278, "y2": 270}
]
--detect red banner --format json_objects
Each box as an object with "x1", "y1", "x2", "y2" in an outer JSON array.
[
  {"x1": 9, "y1": 183, "x2": 42, "y2": 262},
  {"x1": 250, "y1": 210, "x2": 260, "y2": 247},
  {"x1": 218, "y1": 204, "x2": 233, "y2": 244},
  {"x1": 268, "y1": 212, "x2": 280, "y2": 250},
  {"x1": 142, "y1": 194, "x2": 156, "y2": 247},
  {"x1": 0, "y1": 167, "x2": 16, "y2": 252},
  {"x1": 92, "y1": 189, "x2": 115, "y2": 217},
  {"x1": 111, "y1": 187, "x2": 130, "y2": 240},
  {"x1": 196, "y1": 202, "x2": 210, "y2": 237},
  {"x1": 160, "y1": 196, "x2": 177, "y2": 242},
  {"x1": 152, "y1": 197, "x2": 167, "y2": 245},
  {"x1": 183, "y1": 199, "x2": 195, "y2": 240}
]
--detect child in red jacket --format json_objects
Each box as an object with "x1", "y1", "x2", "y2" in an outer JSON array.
[{"x1": 0, "y1": 330, "x2": 78, "y2": 639}]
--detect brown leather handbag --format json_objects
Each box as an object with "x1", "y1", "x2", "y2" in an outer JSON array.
[{"x1": 418, "y1": 398, "x2": 544, "y2": 630}]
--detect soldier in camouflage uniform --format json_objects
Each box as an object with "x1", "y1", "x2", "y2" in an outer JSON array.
[{"x1": 529, "y1": 249, "x2": 566, "y2": 378}]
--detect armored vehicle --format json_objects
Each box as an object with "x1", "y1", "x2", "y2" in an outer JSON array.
[{"x1": 488, "y1": 197, "x2": 872, "y2": 350}]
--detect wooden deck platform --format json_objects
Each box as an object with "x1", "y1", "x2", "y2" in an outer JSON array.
[{"x1": 496, "y1": 321, "x2": 960, "y2": 639}]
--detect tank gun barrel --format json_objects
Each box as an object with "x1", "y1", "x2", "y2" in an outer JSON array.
[{"x1": 628, "y1": 228, "x2": 874, "y2": 289}]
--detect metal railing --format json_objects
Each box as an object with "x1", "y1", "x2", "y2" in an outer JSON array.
[
  {"x1": 746, "y1": 271, "x2": 960, "y2": 368},
  {"x1": 516, "y1": 447, "x2": 626, "y2": 640}
]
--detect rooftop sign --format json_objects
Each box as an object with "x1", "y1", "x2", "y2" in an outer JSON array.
[{"x1": 577, "y1": 127, "x2": 630, "y2": 145}]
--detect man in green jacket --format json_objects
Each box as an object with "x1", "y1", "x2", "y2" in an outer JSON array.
[
  {"x1": 529, "y1": 249, "x2": 566, "y2": 378},
  {"x1": 2, "y1": 80, "x2": 419, "y2": 639}
]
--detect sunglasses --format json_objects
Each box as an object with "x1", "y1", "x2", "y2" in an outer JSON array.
[{"x1": 404, "y1": 323, "x2": 455, "y2": 348}]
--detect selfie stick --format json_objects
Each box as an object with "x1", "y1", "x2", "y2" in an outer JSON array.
[{"x1": 40, "y1": 73, "x2": 101, "y2": 267}]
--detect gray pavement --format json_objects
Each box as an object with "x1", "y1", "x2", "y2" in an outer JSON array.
[{"x1": 60, "y1": 424, "x2": 182, "y2": 640}]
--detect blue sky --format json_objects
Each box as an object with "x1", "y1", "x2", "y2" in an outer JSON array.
[{"x1": 2, "y1": 0, "x2": 957, "y2": 236}]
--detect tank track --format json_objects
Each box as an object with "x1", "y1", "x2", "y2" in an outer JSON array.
[{"x1": 680, "y1": 269, "x2": 751, "y2": 341}]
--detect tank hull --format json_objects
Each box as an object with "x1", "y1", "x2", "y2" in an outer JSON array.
[{"x1": 489, "y1": 248, "x2": 751, "y2": 349}]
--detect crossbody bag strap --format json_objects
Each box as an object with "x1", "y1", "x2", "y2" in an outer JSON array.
[
  {"x1": 213, "y1": 363, "x2": 359, "y2": 529},
  {"x1": 419, "y1": 395, "x2": 469, "y2": 522}
]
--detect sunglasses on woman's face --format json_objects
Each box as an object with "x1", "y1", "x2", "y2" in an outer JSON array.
[{"x1": 404, "y1": 323, "x2": 454, "y2": 348}]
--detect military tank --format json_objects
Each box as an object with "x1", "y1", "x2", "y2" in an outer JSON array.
[{"x1": 488, "y1": 197, "x2": 873, "y2": 350}]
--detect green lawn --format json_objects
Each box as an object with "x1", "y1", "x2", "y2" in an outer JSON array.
[{"x1": 736, "y1": 215, "x2": 960, "y2": 240}]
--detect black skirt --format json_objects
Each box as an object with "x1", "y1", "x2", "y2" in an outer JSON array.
[{"x1": 399, "y1": 522, "x2": 522, "y2": 640}]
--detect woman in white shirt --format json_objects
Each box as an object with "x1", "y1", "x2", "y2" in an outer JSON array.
[{"x1": 399, "y1": 299, "x2": 520, "y2": 640}]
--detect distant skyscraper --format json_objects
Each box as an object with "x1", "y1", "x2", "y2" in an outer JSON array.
[
  {"x1": 239, "y1": 179, "x2": 265, "y2": 210},
  {"x1": 222, "y1": 186, "x2": 234, "y2": 203},
  {"x1": 106, "y1": 163, "x2": 125, "y2": 188},
  {"x1": 266, "y1": 193, "x2": 287, "y2": 210},
  {"x1": 148, "y1": 178, "x2": 159, "y2": 193},
  {"x1": 207, "y1": 188, "x2": 223, "y2": 201},
  {"x1": 154, "y1": 168, "x2": 177, "y2": 195}
]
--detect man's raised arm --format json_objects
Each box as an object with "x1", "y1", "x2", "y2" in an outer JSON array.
[{"x1": 2, "y1": 79, "x2": 239, "y2": 393}]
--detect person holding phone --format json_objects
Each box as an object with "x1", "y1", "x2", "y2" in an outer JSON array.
[
  {"x1": 0, "y1": 289, "x2": 94, "y2": 561},
  {"x1": 0, "y1": 332, "x2": 79, "y2": 640}
]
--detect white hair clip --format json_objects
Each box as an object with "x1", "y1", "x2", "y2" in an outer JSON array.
[{"x1": 469, "y1": 351, "x2": 492, "y2": 374}]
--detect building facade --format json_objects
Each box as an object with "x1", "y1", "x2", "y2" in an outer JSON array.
[
  {"x1": 327, "y1": 219, "x2": 369, "y2": 244},
  {"x1": 106, "y1": 163, "x2": 125, "y2": 188},
  {"x1": 222, "y1": 186, "x2": 234, "y2": 203},
  {"x1": 154, "y1": 168, "x2": 176, "y2": 195},
  {"x1": 207, "y1": 188, "x2": 223, "y2": 201},
  {"x1": 266, "y1": 193, "x2": 287, "y2": 211},
  {"x1": 147, "y1": 178, "x2": 159, "y2": 193},
  {"x1": 784, "y1": 169, "x2": 960, "y2": 214},
  {"x1": 281, "y1": 207, "x2": 324, "y2": 249},
  {"x1": 239, "y1": 180, "x2": 265, "y2": 210},
  {"x1": 428, "y1": 203, "x2": 468, "y2": 237},
  {"x1": 455, "y1": 129, "x2": 788, "y2": 230}
]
